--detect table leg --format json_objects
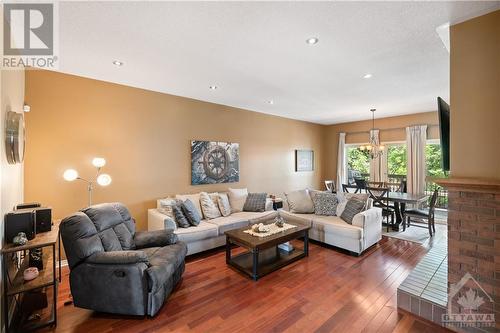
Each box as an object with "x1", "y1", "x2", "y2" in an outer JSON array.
[
  {"x1": 304, "y1": 232, "x2": 309, "y2": 256},
  {"x1": 252, "y1": 248, "x2": 259, "y2": 280},
  {"x1": 225, "y1": 236, "x2": 231, "y2": 264}
]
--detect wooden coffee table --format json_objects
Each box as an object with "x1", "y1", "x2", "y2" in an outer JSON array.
[{"x1": 225, "y1": 220, "x2": 310, "y2": 281}]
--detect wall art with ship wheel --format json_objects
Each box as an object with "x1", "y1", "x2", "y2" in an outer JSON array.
[{"x1": 191, "y1": 140, "x2": 240, "y2": 185}]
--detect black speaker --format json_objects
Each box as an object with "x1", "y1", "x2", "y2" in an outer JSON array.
[
  {"x1": 4, "y1": 210, "x2": 36, "y2": 243},
  {"x1": 16, "y1": 202, "x2": 41, "y2": 210},
  {"x1": 34, "y1": 207, "x2": 52, "y2": 233}
]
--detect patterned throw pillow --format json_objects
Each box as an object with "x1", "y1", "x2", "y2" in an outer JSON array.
[
  {"x1": 313, "y1": 192, "x2": 338, "y2": 216},
  {"x1": 284, "y1": 189, "x2": 315, "y2": 213},
  {"x1": 217, "y1": 193, "x2": 231, "y2": 217},
  {"x1": 172, "y1": 205, "x2": 190, "y2": 228},
  {"x1": 181, "y1": 199, "x2": 201, "y2": 226},
  {"x1": 200, "y1": 192, "x2": 222, "y2": 219},
  {"x1": 340, "y1": 198, "x2": 366, "y2": 224},
  {"x1": 158, "y1": 198, "x2": 181, "y2": 218},
  {"x1": 243, "y1": 193, "x2": 268, "y2": 212}
]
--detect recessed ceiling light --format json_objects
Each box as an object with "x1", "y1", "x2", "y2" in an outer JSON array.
[
  {"x1": 112, "y1": 60, "x2": 123, "y2": 66},
  {"x1": 209, "y1": 85, "x2": 218, "y2": 90},
  {"x1": 306, "y1": 37, "x2": 319, "y2": 45},
  {"x1": 363, "y1": 74, "x2": 373, "y2": 79}
]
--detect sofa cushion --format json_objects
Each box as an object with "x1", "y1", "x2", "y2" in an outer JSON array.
[
  {"x1": 172, "y1": 205, "x2": 190, "y2": 228},
  {"x1": 284, "y1": 189, "x2": 314, "y2": 213},
  {"x1": 336, "y1": 193, "x2": 370, "y2": 216},
  {"x1": 175, "y1": 193, "x2": 202, "y2": 217},
  {"x1": 181, "y1": 199, "x2": 202, "y2": 226},
  {"x1": 174, "y1": 221, "x2": 219, "y2": 243},
  {"x1": 340, "y1": 198, "x2": 366, "y2": 224},
  {"x1": 228, "y1": 188, "x2": 248, "y2": 212},
  {"x1": 312, "y1": 191, "x2": 338, "y2": 216},
  {"x1": 312, "y1": 215, "x2": 363, "y2": 239},
  {"x1": 200, "y1": 192, "x2": 222, "y2": 219},
  {"x1": 217, "y1": 193, "x2": 231, "y2": 217},
  {"x1": 206, "y1": 214, "x2": 251, "y2": 235},
  {"x1": 243, "y1": 192, "x2": 267, "y2": 212}
]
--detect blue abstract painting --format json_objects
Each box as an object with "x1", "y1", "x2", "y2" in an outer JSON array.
[{"x1": 191, "y1": 141, "x2": 239, "y2": 185}]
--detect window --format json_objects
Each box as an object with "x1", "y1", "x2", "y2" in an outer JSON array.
[
  {"x1": 425, "y1": 142, "x2": 445, "y2": 177},
  {"x1": 386, "y1": 143, "x2": 407, "y2": 182},
  {"x1": 346, "y1": 145, "x2": 369, "y2": 183}
]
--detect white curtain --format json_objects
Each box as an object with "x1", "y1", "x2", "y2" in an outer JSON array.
[
  {"x1": 369, "y1": 130, "x2": 388, "y2": 182},
  {"x1": 336, "y1": 133, "x2": 347, "y2": 192},
  {"x1": 406, "y1": 125, "x2": 428, "y2": 195}
]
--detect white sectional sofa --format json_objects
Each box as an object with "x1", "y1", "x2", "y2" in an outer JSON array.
[
  {"x1": 280, "y1": 191, "x2": 383, "y2": 255},
  {"x1": 148, "y1": 193, "x2": 277, "y2": 255}
]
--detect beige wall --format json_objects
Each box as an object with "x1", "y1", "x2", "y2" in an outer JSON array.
[
  {"x1": 0, "y1": 68, "x2": 25, "y2": 330},
  {"x1": 450, "y1": 10, "x2": 500, "y2": 180},
  {"x1": 24, "y1": 70, "x2": 324, "y2": 230},
  {"x1": 323, "y1": 112, "x2": 440, "y2": 180}
]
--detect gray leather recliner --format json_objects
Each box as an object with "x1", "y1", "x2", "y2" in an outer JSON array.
[{"x1": 60, "y1": 202, "x2": 187, "y2": 316}]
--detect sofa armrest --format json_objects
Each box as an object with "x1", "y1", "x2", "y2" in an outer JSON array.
[
  {"x1": 134, "y1": 230, "x2": 178, "y2": 249},
  {"x1": 352, "y1": 207, "x2": 382, "y2": 229},
  {"x1": 148, "y1": 208, "x2": 177, "y2": 231},
  {"x1": 86, "y1": 250, "x2": 148, "y2": 265}
]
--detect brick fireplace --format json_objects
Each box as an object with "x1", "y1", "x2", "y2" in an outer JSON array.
[{"x1": 436, "y1": 178, "x2": 499, "y2": 332}]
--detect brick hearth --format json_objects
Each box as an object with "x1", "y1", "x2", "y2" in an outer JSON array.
[{"x1": 436, "y1": 178, "x2": 500, "y2": 333}]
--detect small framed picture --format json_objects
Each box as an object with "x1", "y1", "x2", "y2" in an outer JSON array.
[{"x1": 295, "y1": 149, "x2": 314, "y2": 172}]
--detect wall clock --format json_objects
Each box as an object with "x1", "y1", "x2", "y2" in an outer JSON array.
[{"x1": 5, "y1": 111, "x2": 25, "y2": 164}]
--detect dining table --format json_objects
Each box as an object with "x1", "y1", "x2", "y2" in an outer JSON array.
[{"x1": 386, "y1": 192, "x2": 429, "y2": 230}]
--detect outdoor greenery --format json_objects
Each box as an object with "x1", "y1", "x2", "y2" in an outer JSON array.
[
  {"x1": 425, "y1": 144, "x2": 445, "y2": 177},
  {"x1": 347, "y1": 147, "x2": 370, "y2": 175},
  {"x1": 387, "y1": 145, "x2": 407, "y2": 176}
]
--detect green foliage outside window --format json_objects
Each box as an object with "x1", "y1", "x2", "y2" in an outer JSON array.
[
  {"x1": 387, "y1": 145, "x2": 407, "y2": 176},
  {"x1": 347, "y1": 147, "x2": 369, "y2": 175}
]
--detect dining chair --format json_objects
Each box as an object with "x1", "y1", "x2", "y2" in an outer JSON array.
[
  {"x1": 368, "y1": 181, "x2": 385, "y2": 188},
  {"x1": 403, "y1": 189, "x2": 439, "y2": 236},
  {"x1": 342, "y1": 184, "x2": 359, "y2": 193},
  {"x1": 325, "y1": 180, "x2": 336, "y2": 193},
  {"x1": 354, "y1": 178, "x2": 368, "y2": 193},
  {"x1": 366, "y1": 187, "x2": 395, "y2": 231}
]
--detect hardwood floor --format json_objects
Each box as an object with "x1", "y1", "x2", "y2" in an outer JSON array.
[{"x1": 43, "y1": 236, "x2": 451, "y2": 333}]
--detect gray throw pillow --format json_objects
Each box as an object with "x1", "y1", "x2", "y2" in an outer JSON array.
[
  {"x1": 313, "y1": 192, "x2": 338, "y2": 216},
  {"x1": 243, "y1": 193, "x2": 267, "y2": 212},
  {"x1": 181, "y1": 199, "x2": 201, "y2": 226},
  {"x1": 172, "y1": 205, "x2": 190, "y2": 228},
  {"x1": 340, "y1": 198, "x2": 366, "y2": 224}
]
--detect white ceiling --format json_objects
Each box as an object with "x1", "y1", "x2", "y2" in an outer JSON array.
[{"x1": 54, "y1": 1, "x2": 499, "y2": 124}]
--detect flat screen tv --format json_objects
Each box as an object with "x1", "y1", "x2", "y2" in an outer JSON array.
[{"x1": 437, "y1": 97, "x2": 450, "y2": 172}]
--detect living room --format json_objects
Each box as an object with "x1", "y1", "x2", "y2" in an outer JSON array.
[{"x1": 1, "y1": 2, "x2": 499, "y2": 333}]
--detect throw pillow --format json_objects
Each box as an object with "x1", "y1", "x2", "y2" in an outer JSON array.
[
  {"x1": 217, "y1": 193, "x2": 231, "y2": 217},
  {"x1": 172, "y1": 205, "x2": 190, "y2": 228},
  {"x1": 157, "y1": 198, "x2": 180, "y2": 218},
  {"x1": 175, "y1": 193, "x2": 203, "y2": 218},
  {"x1": 200, "y1": 192, "x2": 222, "y2": 219},
  {"x1": 243, "y1": 193, "x2": 267, "y2": 212},
  {"x1": 336, "y1": 193, "x2": 369, "y2": 216},
  {"x1": 181, "y1": 199, "x2": 202, "y2": 226},
  {"x1": 284, "y1": 189, "x2": 314, "y2": 213},
  {"x1": 228, "y1": 188, "x2": 248, "y2": 212},
  {"x1": 313, "y1": 192, "x2": 338, "y2": 216},
  {"x1": 340, "y1": 198, "x2": 366, "y2": 224}
]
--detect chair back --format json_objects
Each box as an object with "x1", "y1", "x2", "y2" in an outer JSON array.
[
  {"x1": 366, "y1": 187, "x2": 390, "y2": 208},
  {"x1": 60, "y1": 202, "x2": 136, "y2": 269},
  {"x1": 342, "y1": 184, "x2": 359, "y2": 193},
  {"x1": 368, "y1": 181, "x2": 384, "y2": 188},
  {"x1": 354, "y1": 178, "x2": 367, "y2": 191},
  {"x1": 325, "y1": 180, "x2": 335, "y2": 193},
  {"x1": 429, "y1": 189, "x2": 439, "y2": 215}
]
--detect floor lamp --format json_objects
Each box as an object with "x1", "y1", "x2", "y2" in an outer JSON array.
[{"x1": 63, "y1": 157, "x2": 112, "y2": 207}]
